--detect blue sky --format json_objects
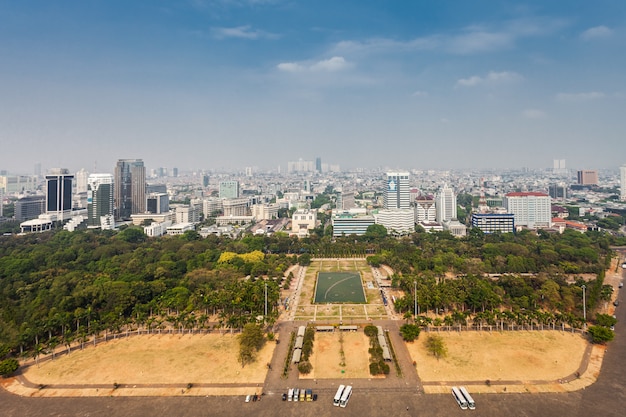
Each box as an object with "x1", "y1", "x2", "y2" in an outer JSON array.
[{"x1": 1, "y1": 0, "x2": 625, "y2": 174}]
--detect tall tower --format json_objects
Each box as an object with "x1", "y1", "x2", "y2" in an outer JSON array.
[
  {"x1": 75, "y1": 168, "x2": 89, "y2": 194},
  {"x1": 384, "y1": 172, "x2": 410, "y2": 209},
  {"x1": 114, "y1": 159, "x2": 146, "y2": 219},
  {"x1": 87, "y1": 173, "x2": 114, "y2": 229},
  {"x1": 436, "y1": 184, "x2": 457, "y2": 222},
  {"x1": 46, "y1": 168, "x2": 74, "y2": 219},
  {"x1": 621, "y1": 164, "x2": 626, "y2": 201}
]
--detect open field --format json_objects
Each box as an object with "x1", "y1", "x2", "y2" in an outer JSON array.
[
  {"x1": 293, "y1": 258, "x2": 388, "y2": 321},
  {"x1": 301, "y1": 331, "x2": 371, "y2": 379},
  {"x1": 315, "y1": 272, "x2": 366, "y2": 303},
  {"x1": 23, "y1": 334, "x2": 274, "y2": 386},
  {"x1": 407, "y1": 331, "x2": 588, "y2": 382}
]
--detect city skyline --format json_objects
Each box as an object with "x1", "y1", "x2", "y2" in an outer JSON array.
[{"x1": 1, "y1": 1, "x2": 625, "y2": 173}]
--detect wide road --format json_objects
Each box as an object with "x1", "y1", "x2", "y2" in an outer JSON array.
[{"x1": 2, "y1": 264, "x2": 625, "y2": 417}]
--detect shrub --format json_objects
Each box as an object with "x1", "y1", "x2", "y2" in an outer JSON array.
[
  {"x1": 0, "y1": 358, "x2": 19, "y2": 377},
  {"x1": 298, "y1": 360, "x2": 312, "y2": 374},
  {"x1": 369, "y1": 362, "x2": 381, "y2": 375},
  {"x1": 364, "y1": 325, "x2": 378, "y2": 337}
]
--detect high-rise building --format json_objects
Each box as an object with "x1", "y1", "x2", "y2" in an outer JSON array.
[
  {"x1": 0, "y1": 188, "x2": 4, "y2": 217},
  {"x1": 548, "y1": 183, "x2": 568, "y2": 200},
  {"x1": 15, "y1": 196, "x2": 46, "y2": 221},
  {"x1": 87, "y1": 173, "x2": 114, "y2": 229},
  {"x1": 315, "y1": 157, "x2": 322, "y2": 173},
  {"x1": 504, "y1": 192, "x2": 551, "y2": 229},
  {"x1": 436, "y1": 184, "x2": 457, "y2": 222},
  {"x1": 146, "y1": 193, "x2": 169, "y2": 214},
  {"x1": 219, "y1": 181, "x2": 240, "y2": 199},
  {"x1": 384, "y1": 172, "x2": 410, "y2": 210},
  {"x1": 172, "y1": 167, "x2": 178, "y2": 177},
  {"x1": 114, "y1": 159, "x2": 146, "y2": 219},
  {"x1": 75, "y1": 168, "x2": 89, "y2": 194},
  {"x1": 415, "y1": 196, "x2": 436, "y2": 222},
  {"x1": 553, "y1": 159, "x2": 566, "y2": 174},
  {"x1": 46, "y1": 168, "x2": 74, "y2": 218},
  {"x1": 577, "y1": 170, "x2": 598, "y2": 186},
  {"x1": 620, "y1": 164, "x2": 626, "y2": 201}
]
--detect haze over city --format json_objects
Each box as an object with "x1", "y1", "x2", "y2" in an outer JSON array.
[{"x1": 1, "y1": 0, "x2": 625, "y2": 174}]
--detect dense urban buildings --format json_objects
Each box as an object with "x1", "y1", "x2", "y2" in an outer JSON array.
[
  {"x1": 114, "y1": 159, "x2": 146, "y2": 220},
  {"x1": 621, "y1": 164, "x2": 626, "y2": 201}
]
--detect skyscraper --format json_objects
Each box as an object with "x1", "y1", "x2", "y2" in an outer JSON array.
[
  {"x1": 114, "y1": 159, "x2": 146, "y2": 219},
  {"x1": 87, "y1": 173, "x2": 114, "y2": 229},
  {"x1": 46, "y1": 168, "x2": 74, "y2": 219},
  {"x1": 384, "y1": 172, "x2": 410, "y2": 210},
  {"x1": 436, "y1": 184, "x2": 457, "y2": 222},
  {"x1": 504, "y1": 192, "x2": 551, "y2": 229},
  {"x1": 577, "y1": 170, "x2": 598, "y2": 186},
  {"x1": 75, "y1": 168, "x2": 89, "y2": 194},
  {"x1": 621, "y1": 164, "x2": 626, "y2": 201},
  {"x1": 219, "y1": 180, "x2": 240, "y2": 199},
  {"x1": 315, "y1": 157, "x2": 322, "y2": 173}
]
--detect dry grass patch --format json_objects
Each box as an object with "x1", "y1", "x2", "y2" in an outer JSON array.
[
  {"x1": 408, "y1": 331, "x2": 587, "y2": 382},
  {"x1": 23, "y1": 334, "x2": 275, "y2": 385},
  {"x1": 302, "y1": 331, "x2": 371, "y2": 379}
]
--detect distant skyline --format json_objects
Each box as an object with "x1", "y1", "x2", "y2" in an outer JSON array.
[{"x1": 1, "y1": 0, "x2": 625, "y2": 173}]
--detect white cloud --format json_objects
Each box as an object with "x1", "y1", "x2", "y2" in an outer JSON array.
[
  {"x1": 456, "y1": 71, "x2": 523, "y2": 87},
  {"x1": 556, "y1": 92, "x2": 606, "y2": 102},
  {"x1": 277, "y1": 56, "x2": 351, "y2": 73},
  {"x1": 522, "y1": 109, "x2": 546, "y2": 119},
  {"x1": 310, "y1": 56, "x2": 349, "y2": 72},
  {"x1": 211, "y1": 25, "x2": 277, "y2": 40},
  {"x1": 276, "y1": 62, "x2": 304, "y2": 72},
  {"x1": 412, "y1": 90, "x2": 429, "y2": 97},
  {"x1": 331, "y1": 17, "x2": 569, "y2": 57},
  {"x1": 580, "y1": 25, "x2": 613, "y2": 40}
]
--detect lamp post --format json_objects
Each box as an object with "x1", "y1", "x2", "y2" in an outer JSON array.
[
  {"x1": 581, "y1": 284, "x2": 587, "y2": 328},
  {"x1": 264, "y1": 282, "x2": 268, "y2": 319},
  {"x1": 414, "y1": 280, "x2": 417, "y2": 318}
]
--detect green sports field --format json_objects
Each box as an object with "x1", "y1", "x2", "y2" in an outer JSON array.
[{"x1": 314, "y1": 272, "x2": 366, "y2": 303}]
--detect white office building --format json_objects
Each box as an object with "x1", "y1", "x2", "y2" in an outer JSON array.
[
  {"x1": 436, "y1": 184, "x2": 457, "y2": 223},
  {"x1": 374, "y1": 209, "x2": 414, "y2": 235},
  {"x1": 384, "y1": 172, "x2": 410, "y2": 209},
  {"x1": 291, "y1": 209, "x2": 317, "y2": 237},
  {"x1": 415, "y1": 196, "x2": 436, "y2": 223},
  {"x1": 504, "y1": 192, "x2": 552, "y2": 229}
]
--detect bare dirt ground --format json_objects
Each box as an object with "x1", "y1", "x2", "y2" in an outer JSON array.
[
  {"x1": 409, "y1": 331, "x2": 587, "y2": 382},
  {"x1": 22, "y1": 333, "x2": 274, "y2": 387},
  {"x1": 302, "y1": 331, "x2": 371, "y2": 380}
]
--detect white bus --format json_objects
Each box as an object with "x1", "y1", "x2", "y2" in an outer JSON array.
[
  {"x1": 333, "y1": 384, "x2": 345, "y2": 406},
  {"x1": 451, "y1": 386, "x2": 468, "y2": 410},
  {"x1": 293, "y1": 388, "x2": 299, "y2": 402},
  {"x1": 339, "y1": 385, "x2": 352, "y2": 408},
  {"x1": 459, "y1": 386, "x2": 475, "y2": 410},
  {"x1": 287, "y1": 388, "x2": 294, "y2": 401}
]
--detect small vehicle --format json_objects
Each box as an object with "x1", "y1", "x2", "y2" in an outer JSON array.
[
  {"x1": 610, "y1": 326, "x2": 615, "y2": 331},
  {"x1": 313, "y1": 393, "x2": 318, "y2": 401},
  {"x1": 252, "y1": 394, "x2": 258, "y2": 402},
  {"x1": 615, "y1": 300, "x2": 620, "y2": 307},
  {"x1": 619, "y1": 282, "x2": 624, "y2": 288},
  {"x1": 282, "y1": 393, "x2": 287, "y2": 401},
  {"x1": 245, "y1": 395, "x2": 251, "y2": 403}
]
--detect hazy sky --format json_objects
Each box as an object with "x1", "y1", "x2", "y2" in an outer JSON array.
[{"x1": 1, "y1": 0, "x2": 625, "y2": 174}]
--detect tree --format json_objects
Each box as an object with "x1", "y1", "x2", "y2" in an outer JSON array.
[
  {"x1": 0, "y1": 358, "x2": 19, "y2": 377},
  {"x1": 298, "y1": 360, "x2": 312, "y2": 374},
  {"x1": 425, "y1": 334, "x2": 448, "y2": 359},
  {"x1": 588, "y1": 325, "x2": 614, "y2": 344},
  {"x1": 238, "y1": 323, "x2": 265, "y2": 367},
  {"x1": 595, "y1": 314, "x2": 617, "y2": 328},
  {"x1": 365, "y1": 224, "x2": 388, "y2": 239},
  {"x1": 399, "y1": 324, "x2": 420, "y2": 342}
]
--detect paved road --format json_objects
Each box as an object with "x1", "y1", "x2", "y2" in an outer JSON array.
[{"x1": 2, "y1": 262, "x2": 625, "y2": 417}]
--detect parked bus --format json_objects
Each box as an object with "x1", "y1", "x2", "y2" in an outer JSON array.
[
  {"x1": 333, "y1": 385, "x2": 345, "y2": 406},
  {"x1": 339, "y1": 385, "x2": 352, "y2": 408},
  {"x1": 459, "y1": 386, "x2": 475, "y2": 410},
  {"x1": 451, "y1": 387, "x2": 468, "y2": 410},
  {"x1": 293, "y1": 388, "x2": 299, "y2": 402},
  {"x1": 287, "y1": 388, "x2": 294, "y2": 401},
  {"x1": 299, "y1": 388, "x2": 306, "y2": 402},
  {"x1": 306, "y1": 388, "x2": 313, "y2": 401}
]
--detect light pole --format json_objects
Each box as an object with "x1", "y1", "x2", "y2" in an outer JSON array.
[
  {"x1": 264, "y1": 282, "x2": 268, "y2": 319},
  {"x1": 414, "y1": 280, "x2": 417, "y2": 318},
  {"x1": 581, "y1": 284, "x2": 587, "y2": 328}
]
